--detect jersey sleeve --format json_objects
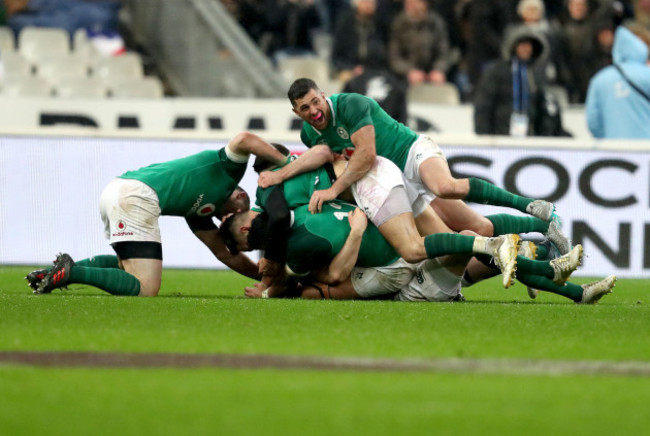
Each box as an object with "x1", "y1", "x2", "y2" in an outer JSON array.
[
  {"x1": 218, "y1": 148, "x2": 248, "y2": 183},
  {"x1": 185, "y1": 216, "x2": 218, "y2": 232},
  {"x1": 339, "y1": 94, "x2": 374, "y2": 136}
]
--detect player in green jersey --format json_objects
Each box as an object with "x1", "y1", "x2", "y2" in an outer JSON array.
[
  {"x1": 257, "y1": 78, "x2": 570, "y2": 255},
  {"x1": 235, "y1": 202, "x2": 612, "y2": 304},
  {"x1": 27, "y1": 132, "x2": 289, "y2": 297}
]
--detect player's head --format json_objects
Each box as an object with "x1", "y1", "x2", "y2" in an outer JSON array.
[
  {"x1": 219, "y1": 186, "x2": 250, "y2": 218},
  {"x1": 253, "y1": 143, "x2": 291, "y2": 174},
  {"x1": 220, "y1": 210, "x2": 259, "y2": 254},
  {"x1": 288, "y1": 78, "x2": 330, "y2": 130}
]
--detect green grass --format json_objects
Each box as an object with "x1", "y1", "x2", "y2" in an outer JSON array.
[{"x1": 1, "y1": 266, "x2": 650, "y2": 435}]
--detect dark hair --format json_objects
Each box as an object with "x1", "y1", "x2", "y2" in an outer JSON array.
[
  {"x1": 219, "y1": 214, "x2": 240, "y2": 255},
  {"x1": 253, "y1": 143, "x2": 290, "y2": 174},
  {"x1": 248, "y1": 213, "x2": 269, "y2": 250},
  {"x1": 288, "y1": 78, "x2": 320, "y2": 106}
]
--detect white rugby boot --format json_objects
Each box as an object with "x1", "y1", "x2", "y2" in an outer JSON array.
[
  {"x1": 487, "y1": 234, "x2": 521, "y2": 289},
  {"x1": 518, "y1": 241, "x2": 540, "y2": 299},
  {"x1": 550, "y1": 244, "x2": 583, "y2": 286},
  {"x1": 579, "y1": 275, "x2": 616, "y2": 304},
  {"x1": 526, "y1": 199, "x2": 555, "y2": 221}
]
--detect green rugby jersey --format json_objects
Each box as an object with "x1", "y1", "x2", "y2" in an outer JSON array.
[
  {"x1": 299, "y1": 93, "x2": 417, "y2": 170},
  {"x1": 286, "y1": 201, "x2": 399, "y2": 275},
  {"x1": 119, "y1": 148, "x2": 246, "y2": 218},
  {"x1": 253, "y1": 165, "x2": 334, "y2": 212}
]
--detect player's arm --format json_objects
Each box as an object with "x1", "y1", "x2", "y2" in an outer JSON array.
[
  {"x1": 258, "y1": 186, "x2": 291, "y2": 277},
  {"x1": 309, "y1": 126, "x2": 376, "y2": 213},
  {"x1": 258, "y1": 145, "x2": 334, "y2": 188},
  {"x1": 186, "y1": 217, "x2": 260, "y2": 280},
  {"x1": 226, "y1": 131, "x2": 289, "y2": 166},
  {"x1": 315, "y1": 208, "x2": 368, "y2": 284}
]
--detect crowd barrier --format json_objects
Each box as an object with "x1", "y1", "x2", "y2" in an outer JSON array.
[{"x1": 2, "y1": 130, "x2": 648, "y2": 278}]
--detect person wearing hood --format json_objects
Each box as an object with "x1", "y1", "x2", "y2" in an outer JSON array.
[
  {"x1": 586, "y1": 25, "x2": 650, "y2": 139},
  {"x1": 473, "y1": 26, "x2": 553, "y2": 136}
]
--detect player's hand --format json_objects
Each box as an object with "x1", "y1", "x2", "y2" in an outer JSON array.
[
  {"x1": 258, "y1": 258, "x2": 283, "y2": 276},
  {"x1": 245, "y1": 282, "x2": 267, "y2": 298},
  {"x1": 258, "y1": 171, "x2": 282, "y2": 188},
  {"x1": 309, "y1": 188, "x2": 338, "y2": 214},
  {"x1": 348, "y1": 207, "x2": 368, "y2": 234}
]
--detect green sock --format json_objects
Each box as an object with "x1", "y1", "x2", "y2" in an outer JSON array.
[
  {"x1": 466, "y1": 178, "x2": 534, "y2": 212},
  {"x1": 486, "y1": 214, "x2": 549, "y2": 236},
  {"x1": 536, "y1": 244, "x2": 549, "y2": 259},
  {"x1": 517, "y1": 256, "x2": 553, "y2": 279},
  {"x1": 517, "y1": 273, "x2": 583, "y2": 302},
  {"x1": 69, "y1": 266, "x2": 140, "y2": 296},
  {"x1": 75, "y1": 255, "x2": 120, "y2": 269},
  {"x1": 424, "y1": 233, "x2": 474, "y2": 258}
]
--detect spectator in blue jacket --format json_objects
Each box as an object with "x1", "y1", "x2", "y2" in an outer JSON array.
[{"x1": 586, "y1": 25, "x2": 650, "y2": 139}]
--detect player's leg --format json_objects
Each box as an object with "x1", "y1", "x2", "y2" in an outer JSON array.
[
  {"x1": 517, "y1": 273, "x2": 615, "y2": 304},
  {"x1": 26, "y1": 254, "x2": 121, "y2": 291},
  {"x1": 396, "y1": 256, "x2": 468, "y2": 302},
  {"x1": 45, "y1": 177, "x2": 162, "y2": 296},
  {"x1": 405, "y1": 136, "x2": 555, "y2": 221}
]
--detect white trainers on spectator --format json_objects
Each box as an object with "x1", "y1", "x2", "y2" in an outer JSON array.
[
  {"x1": 550, "y1": 244, "x2": 583, "y2": 285},
  {"x1": 579, "y1": 275, "x2": 616, "y2": 304}
]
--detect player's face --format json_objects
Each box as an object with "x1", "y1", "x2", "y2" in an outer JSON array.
[{"x1": 292, "y1": 89, "x2": 330, "y2": 130}]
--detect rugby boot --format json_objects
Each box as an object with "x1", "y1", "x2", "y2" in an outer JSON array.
[
  {"x1": 550, "y1": 244, "x2": 583, "y2": 286},
  {"x1": 35, "y1": 253, "x2": 74, "y2": 294},
  {"x1": 579, "y1": 275, "x2": 616, "y2": 304},
  {"x1": 488, "y1": 234, "x2": 521, "y2": 289},
  {"x1": 25, "y1": 268, "x2": 48, "y2": 291}
]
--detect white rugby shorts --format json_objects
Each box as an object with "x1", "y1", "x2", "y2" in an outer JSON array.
[
  {"x1": 395, "y1": 258, "x2": 463, "y2": 302},
  {"x1": 100, "y1": 178, "x2": 162, "y2": 244},
  {"x1": 403, "y1": 135, "x2": 447, "y2": 204},
  {"x1": 350, "y1": 258, "x2": 417, "y2": 298},
  {"x1": 352, "y1": 156, "x2": 420, "y2": 225}
]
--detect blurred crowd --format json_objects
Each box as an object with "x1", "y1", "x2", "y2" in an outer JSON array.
[{"x1": 221, "y1": 0, "x2": 647, "y2": 105}]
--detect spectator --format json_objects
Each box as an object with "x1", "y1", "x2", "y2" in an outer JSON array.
[
  {"x1": 473, "y1": 27, "x2": 562, "y2": 137},
  {"x1": 220, "y1": 0, "x2": 266, "y2": 43},
  {"x1": 465, "y1": 0, "x2": 517, "y2": 93},
  {"x1": 376, "y1": 0, "x2": 403, "y2": 42},
  {"x1": 590, "y1": 17, "x2": 616, "y2": 71},
  {"x1": 506, "y1": 0, "x2": 573, "y2": 97},
  {"x1": 261, "y1": 0, "x2": 323, "y2": 62},
  {"x1": 5, "y1": 0, "x2": 121, "y2": 36},
  {"x1": 387, "y1": 0, "x2": 450, "y2": 86},
  {"x1": 331, "y1": 0, "x2": 387, "y2": 83},
  {"x1": 586, "y1": 25, "x2": 650, "y2": 139},
  {"x1": 341, "y1": 59, "x2": 408, "y2": 123}
]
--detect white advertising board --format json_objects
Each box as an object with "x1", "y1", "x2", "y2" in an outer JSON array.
[{"x1": 1, "y1": 135, "x2": 648, "y2": 277}]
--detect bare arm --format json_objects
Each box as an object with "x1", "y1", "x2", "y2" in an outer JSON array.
[
  {"x1": 193, "y1": 228, "x2": 260, "y2": 280},
  {"x1": 227, "y1": 131, "x2": 288, "y2": 166},
  {"x1": 309, "y1": 125, "x2": 377, "y2": 213},
  {"x1": 258, "y1": 145, "x2": 334, "y2": 188},
  {"x1": 314, "y1": 208, "x2": 368, "y2": 284}
]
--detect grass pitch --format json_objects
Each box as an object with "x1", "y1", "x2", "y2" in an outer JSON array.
[{"x1": 1, "y1": 266, "x2": 649, "y2": 435}]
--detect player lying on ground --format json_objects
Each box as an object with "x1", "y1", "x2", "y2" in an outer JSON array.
[
  {"x1": 242, "y1": 205, "x2": 614, "y2": 304},
  {"x1": 257, "y1": 78, "x2": 569, "y2": 255},
  {"x1": 25, "y1": 132, "x2": 289, "y2": 297},
  {"x1": 246, "y1": 145, "x2": 571, "y2": 289}
]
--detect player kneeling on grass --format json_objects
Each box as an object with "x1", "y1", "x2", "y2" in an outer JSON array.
[{"x1": 25, "y1": 132, "x2": 289, "y2": 297}]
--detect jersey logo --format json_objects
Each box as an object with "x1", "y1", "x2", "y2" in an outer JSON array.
[
  {"x1": 415, "y1": 270, "x2": 425, "y2": 285},
  {"x1": 314, "y1": 175, "x2": 319, "y2": 186},
  {"x1": 354, "y1": 271, "x2": 364, "y2": 280},
  {"x1": 329, "y1": 202, "x2": 342, "y2": 210},
  {"x1": 336, "y1": 127, "x2": 350, "y2": 140},
  {"x1": 197, "y1": 203, "x2": 216, "y2": 216}
]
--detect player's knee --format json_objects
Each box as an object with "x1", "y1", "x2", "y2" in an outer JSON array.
[
  {"x1": 397, "y1": 244, "x2": 425, "y2": 263},
  {"x1": 434, "y1": 178, "x2": 465, "y2": 199},
  {"x1": 137, "y1": 280, "x2": 161, "y2": 297}
]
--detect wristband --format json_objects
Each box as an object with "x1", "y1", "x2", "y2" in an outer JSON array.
[{"x1": 261, "y1": 289, "x2": 269, "y2": 299}]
